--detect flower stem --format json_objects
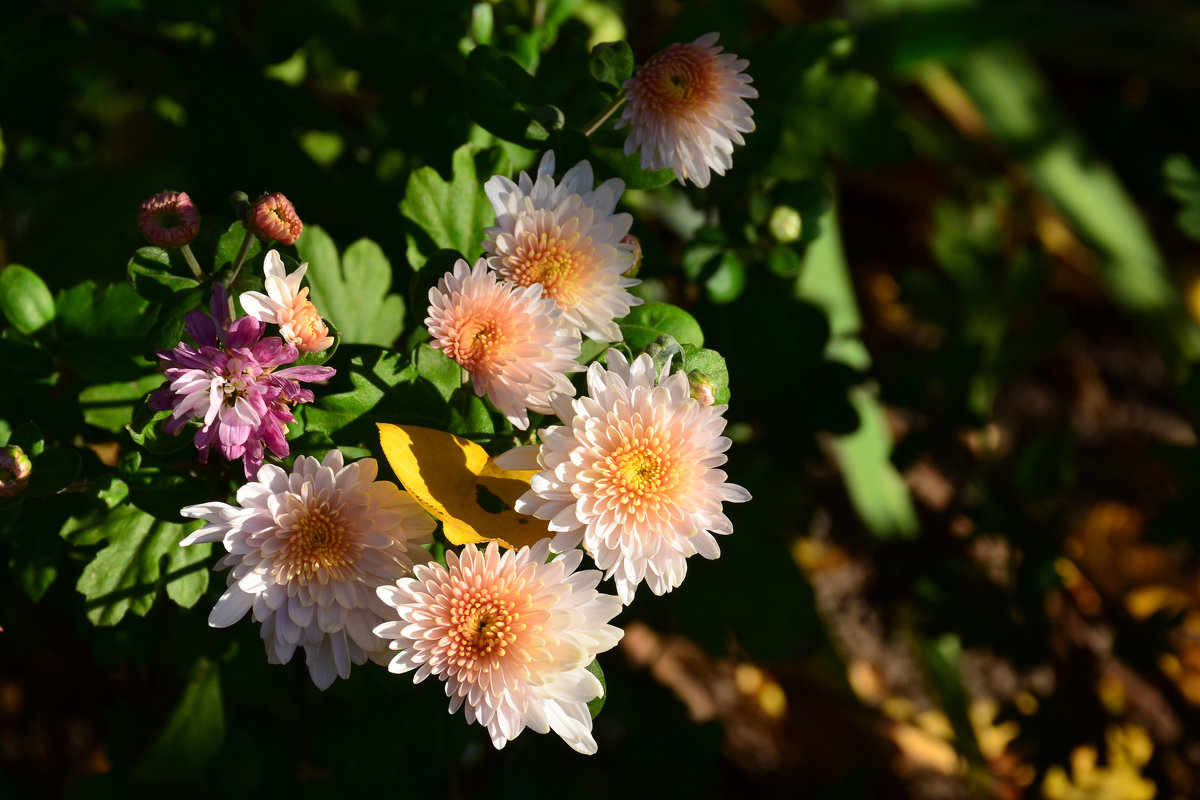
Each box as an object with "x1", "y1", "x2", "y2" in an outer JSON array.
[
  {"x1": 180, "y1": 244, "x2": 204, "y2": 279},
  {"x1": 226, "y1": 230, "x2": 255, "y2": 288},
  {"x1": 582, "y1": 94, "x2": 626, "y2": 137}
]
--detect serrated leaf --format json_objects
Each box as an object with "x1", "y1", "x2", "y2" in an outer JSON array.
[
  {"x1": 213, "y1": 221, "x2": 262, "y2": 273},
  {"x1": 62, "y1": 504, "x2": 211, "y2": 625},
  {"x1": 294, "y1": 228, "x2": 405, "y2": 347},
  {"x1": 401, "y1": 144, "x2": 511, "y2": 268},
  {"x1": 145, "y1": 285, "x2": 206, "y2": 359},
  {"x1": 0, "y1": 264, "x2": 55, "y2": 335},
  {"x1": 591, "y1": 146, "x2": 675, "y2": 190},
  {"x1": 378, "y1": 423, "x2": 550, "y2": 549},
  {"x1": 127, "y1": 247, "x2": 201, "y2": 302},
  {"x1": 618, "y1": 303, "x2": 704, "y2": 352},
  {"x1": 588, "y1": 40, "x2": 633, "y2": 97},
  {"x1": 135, "y1": 658, "x2": 225, "y2": 782},
  {"x1": 1164, "y1": 154, "x2": 1200, "y2": 241},
  {"x1": 56, "y1": 281, "x2": 155, "y2": 382},
  {"x1": 415, "y1": 342, "x2": 462, "y2": 401}
]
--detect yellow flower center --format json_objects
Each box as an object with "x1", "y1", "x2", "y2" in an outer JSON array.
[
  {"x1": 446, "y1": 314, "x2": 506, "y2": 371},
  {"x1": 600, "y1": 435, "x2": 681, "y2": 513},
  {"x1": 280, "y1": 506, "x2": 351, "y2": 582},
  {"x1": 640, "y1": 44, "x2": 718, "y2": 113},
  {"x1": 506, "y1": 229, "x2": 590, "y2": 307},
  {"x1": 448, "y1": 588, "x2": 520, "y2": 671}
]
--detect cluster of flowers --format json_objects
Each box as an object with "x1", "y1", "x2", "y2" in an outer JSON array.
[{"x1": 150, "y1": 33, "x2": 755, "y2": 755}]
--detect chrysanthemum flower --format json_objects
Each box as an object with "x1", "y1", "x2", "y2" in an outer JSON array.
[
  {"x1": 249, "y1": 192, "x2": 304, "y2": 245},
  {"x1": 181, "y1": 451, "x2": 435, "y2": 689},
  {"x1": 149, "y1": 284, "x2": 335, "y2": 478},
  {"x1": 138, "y1": 191, "x2": 201, "y2": 247},
  {"x1": 374, "y1": 540, "x2": 623, "y2": 754},
  {"x1": 616, "y1": 33, "x2": 757, "y2": 188},
  {"x1": 500, "y1": 350, "x2": 751, "y2": 604},
  {"x1": 240, "y1": 251, "x2": 334, "y2": 352},
  {"x1": 426, "y1": 258, "x2": 582, "y2": 430},
  {"x1": 483, "y1": 151, "x2": 640, "y2": 342}
]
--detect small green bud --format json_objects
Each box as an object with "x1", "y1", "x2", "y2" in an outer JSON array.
[{"x1": 768, "y1": 205, "x2": 802, "y2": 244}]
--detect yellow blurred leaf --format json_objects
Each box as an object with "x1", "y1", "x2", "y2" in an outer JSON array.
[{"x1": 377, "y1": 423, "x2": 550, "y2": 549}]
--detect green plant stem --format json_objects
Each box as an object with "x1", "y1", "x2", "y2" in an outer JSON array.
[
  {"x1": 583, "y1": 95, "x2": 626, "y2": 137},
  {"x1": 225, "y1": 230, "x2": 255, "y2": 288},
  {"x1": 179, "y1": 244, "x2": 203, "y2": 279}
]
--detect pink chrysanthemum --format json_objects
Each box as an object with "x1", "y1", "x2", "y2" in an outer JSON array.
[
  {"x1": 499, "y1": 350, "x2": 751, "y2": 605},
  {"x1": 180, "y1": 450, "x2": 435, "y2": 690},
  {"x1": 374, "y1": 540, "x2": 623, "y2": 754},
  {"x1": 426, "y1": 258, "x2": 582, "y2": 429},
  {"x1": 249, "y1": 192, "x2": 303, "y2": 245},
  {"x1": 240, "y1": 251, "x2": 334, "y2": 352},
  {"x1": 138, "y1": 191, "x2": 201, "y2": 247},
  {"x1": 616, "y1": 32, "x2": 757, "y2": 188},
  {"x1": 483, "y1": 151, "x2": 640, "y2": 342}
]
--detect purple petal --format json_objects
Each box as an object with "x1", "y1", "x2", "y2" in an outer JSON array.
[
  {"x1": 251, "y1": 336, "x2": 297, "y2": 368},
  {"x1": 226, "y1": 315, "x2": 266, "y2": 349},
  {"x1": 210, "y1": 283, "x2": 230, "y2": 330},
  {"x1": 274, "y1": 365, "x2": 336, "y2": 383},
  {"x1": 184, "y1": 310, "x2": 219, "y2": 348}
]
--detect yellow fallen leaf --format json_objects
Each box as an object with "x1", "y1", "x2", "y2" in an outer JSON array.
[{"x1": 377, "y1": 423, "x2": 551, "y2": 549}]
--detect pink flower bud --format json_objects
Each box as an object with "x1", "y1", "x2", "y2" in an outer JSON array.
[
  {"x1": 249, "y1": 192, "x2": 304, "y2": 245},
  {"x1": 687, "y1": 370, "x2": 715, "y2": 407},
  {"x1": 0, "y1": 445, "x2": 32, "y2": 498},
  {"x1": 621, "y1": 233, "x2": 642, "y2": 278},
  {"x1": 138, "y1": 191, "x2": 200, "y2": 247}
]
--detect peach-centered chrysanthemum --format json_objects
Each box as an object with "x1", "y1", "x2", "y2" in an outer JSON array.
[
  {"x1": 500, "y1": 350, "x2": 751, "y2": 604},
  {"x1": 374, "y1": 540, "x2": 623, "y2": 754},
  {"x1": 180, "y1": 450, "x2": 435, "y2": 689},
  {"x1": 483, "y1": 151, "x2": 640, "y2": 341},
  {"x1": 426, "y1": 258, "x2": 582, "y2": 429},
  {"x1": 240, "y1": 251, "x2": 334, "y2": 352},
  {"x1": 616, "y1": 32, "x2": 757, "y2": 188}
]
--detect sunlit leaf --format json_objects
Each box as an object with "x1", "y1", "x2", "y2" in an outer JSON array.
[{"x1": 377, "y1": 423, "x2": 550, "y2": 549}]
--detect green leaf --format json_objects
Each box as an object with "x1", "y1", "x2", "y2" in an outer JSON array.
[
  {"x1": 145, "y1": 285, "x2": 206, "y2": 358},
  {"x1": 401, "y1": 144, "x2": 511, "y2": 268},
  {"x1": 27, "y1": 448, "x2": 81, "y2": 496},
  {"x1": 127, "y1": 396, "x2": 192, "y2": 455},
  {"x1": 591, "y1": 146, "x2": 675, "y2": 190},
  {"x1": 79, "y1": 373, "x2": 164, "y2": 433},
  {"x1": 0, "y1": 264, "x2": 55, "y2": 335},
  {"x1": 127, "y1": 247, "x2": 200, "y2": 303},
  {"x1": 589, "y1": 40, "x2": 633, "y2": 97},
  {"x1": 56, "y1": 282, "x2": 155, "y2": 382},
  {"x1": 466, "y1": 45, "x2": 557, "y2": 145},
  {"x1": 681, "y1": 345, "x2": 731, "y2": 405},
  {"x1": 0, "y1": 340, "x2": 56, "y2": 381},
  {"x1": 213, "y1": 221, "x2": 261, "y2": 273},
  {"x1": 618, "y1": 303, "x2": 704, "y2": 353},
  {"x1": 585, "y1": 658, "x2": 607, "y2": 717},
  {"x1": 415, "y1": 342, "x2": 462, "y2": 401},
  {"x1": 1164, "y1": 154, "x2": 1200, "y2": 242},
  {"x1": 298, "y1": 346, "x2": 448, "y2": 449},
  {"x1": 61, "y1": 503, "x2": 210, "y2": 625},
  {"x1": 134, "y1": 658, "x2": 225, "y2": 782},
  {"x1": 294, "y1": 229, "x2": 405, "y2": 347},
  {"x1": 8, "y1": 421, "x2": 44, "y2": 458}
]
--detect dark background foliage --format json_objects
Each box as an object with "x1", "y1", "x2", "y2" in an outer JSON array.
[{"x1": 4, "y1": 0, "x2": 1200, "y2": 798}]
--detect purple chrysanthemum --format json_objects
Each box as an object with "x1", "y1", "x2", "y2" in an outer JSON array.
[{"x1": 149, "y1": 284, "x2": 335, "y2": 477}]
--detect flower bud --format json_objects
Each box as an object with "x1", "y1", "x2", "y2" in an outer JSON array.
[
  {"x1": 687, "y1": 370, "x2": 715, "y2": 407},
  {"x1": 0, "y1": 445, "x2": 32, "y2": 498},
  {"x1": 138, "y1": 191, "x2": 201, "y2": 247},
  {"x1": 768, "y1": 205, "x2": 802, "y2": 244},
  {"x1": 249, "y1": 192, "x2": 304, "y2": 245},
  {"x1": 621, "y1": 233, "x2": 642, "y2": 278}
]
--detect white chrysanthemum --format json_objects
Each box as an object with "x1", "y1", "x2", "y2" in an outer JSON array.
[
  {"x1": 501, "y1": 350, "x2": 751, "y2": 605},
  {"x1": 426, "y1": 257, "x2": 582, "y2": 430},
  {"x1": 616, "y1": 32, "x2": 757, "y2": 188},
  {"x1": 180, "y1": 450, "x2": 435, "y2": 689},
  {"x1": 239, "y1": 251, "x2": 333, "y2": 352},
  {"x1": 482, "y1": 151, "x2": 640, "y2": 342},
  {"x1": 375, "y1": 540, "x2": 623, "y2": 754}
]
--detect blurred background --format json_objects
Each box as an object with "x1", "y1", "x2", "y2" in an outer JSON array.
[{"x1": 4, "y1": 0, "x2": 1200, "y2": 797}]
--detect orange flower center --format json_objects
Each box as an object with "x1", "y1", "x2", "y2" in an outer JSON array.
[
  {"x1": 445, "y1": 313, "x2": 508, "y2": 371},
  {"x1": 447, "y1": 587, "x2": 520, "y2": 672},
  {"x1": 279, "y1": 506, "x2": 351, "y2": 583},
  {"x1": 640, "y1": 44, "x2": 718, "y2": 114},
  {"x1": 505, "y1": 229, "x2": 590, "y2": 307},
  {"x1": 599, "y1": 435, "x2": 682, "y2": 514}
]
